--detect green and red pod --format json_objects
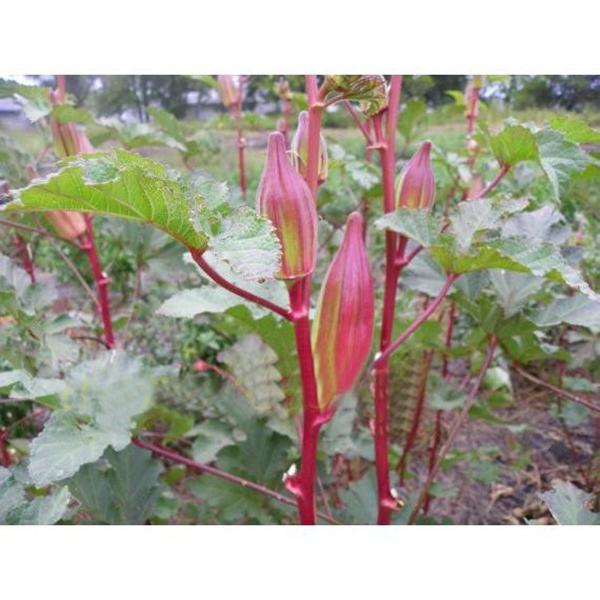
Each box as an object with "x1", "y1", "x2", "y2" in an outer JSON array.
[
  {"x1": 312, "y1": 212, "x2": 374, "y2": 412},
  {"x1": 395, "y1": 140, "x2": 435, "y2": 210},
  {"x1": 256, "y1": 132, "x2": 318, "y2": 280},
  {"x1": 291, "y1": 110, "x2": 328, "y2": 184}
]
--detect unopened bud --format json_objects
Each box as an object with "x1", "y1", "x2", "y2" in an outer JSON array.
[
  {"x1": 291, "y1": 111, "x2": 328, "y2": 184},
  {"x1": 256, "y1": 132, "x2": 317, "y2": 280},
  {"x1": 467, "y1": 138, "x2": 480, "y2": 155},
  {"x1": 217, "y1": 75, "x2": 242, "y2": 109},
  {"x1": 274, "y1": 77, "x2": 291, "y2": 101},
  {"x1": 193, "y1": 358, "x2": 211, "y2": 373},
  {"x1": 312, "y1": 212, "x2": 374, "y2": 412},
  {"x1": 49, "y1": 88, "x2": 95, "y2": 158},
  {"x1": 467, "y1": 174, "x2": 485, "y2": 200},
  {"x1": 395, "y1": 141, "x2": 436, "y2": 210},
  {"x1": 46, "y1": 211, "x2": 87, "y2": 241}
]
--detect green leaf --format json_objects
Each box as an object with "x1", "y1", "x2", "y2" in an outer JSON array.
[
  {"x1": 339, "y1": 469, "x2": 378, "y2": 524},
  {"x1": 484, "y1": 124, "x2": 539, "y2": 167},
  {"x1": 398, "y1": 99, "x2": 427, "y2": 142},
  {"x1": 104, "y1": 445, "x2": 164, "y2": 524},
  {"x1": 28, "y1": 352, "x2": 157, "y2": 486},
  {"x1": 549, "y1": 115, "x2": 600, "y2": 145},
  {"x1": 5, "y1": 150, "x2": 209, "y2": 250},
  {"x1": 28, "y1": 413, "x2": 111, "y2": 486},
  {"x1": 536, "y1": 129, "x2": 592, "y2": 200},
  {"x1": 540, "y1": 481, "x2": 599, "y2": 525},
  {"x1": 562, "y1": 377, "x2": 599, "y2": 393},
  {"x1": 69, "y1": 445, "x2": 164, "y2": 524},
  {"x1": 450, "y1": 198, "x2": 528, "y2": 251},
  {"x1": 8, "y1": 487, "x2": 71, "y2": 525},
  {"x1": 1, "y1": 467, "x2": 70, "y2": 525},
  {"x1": 432, "y1": 234, "x2": 597, "y2": 300},
  {"x1": 489, "y1": 271, "x2": 544, "y2": 317},
  {"x1": 148, "y1": 106, "x2": 186, "y2": 144},
  {"x1": 321, "y1": 394, "x2": 369, "y2": 459},
  {"x1": 375, "y1": 209, "x2": 441, "y2": 247},
  {"x1": 157, "y1": 286, "x2": 253, "y2": 319},
  {"x1": 218, "y1": 334, "x2": 286, "y2": 419},
  {"x1": 192, "y1": 421, "x2": 238, "y2": 463},
  {"x1": 403, "y1": 250, "x2": 448, "y2": 296},
  {"x1": 208, "y1": 208, "x2": 281, "y2": 281},
  {"x1": 500, "y1": 205, "x2": 563, "y2": 243},
  {"x1": 0, "y1": 467, "x2": 26, "y2": 522},
  {"x1": 427, "y1": 373, "x2": 466, "y2": 411},
  {"x1": 216, "y1": 420, "x2": 290, "y2": 486},
  {"x1": 186, "y1": 475, "x2": 280, "y2": 524},
  {"x1": 531, "y1": 294, "x2": 600, "y2": 330},
  {"x1": 0, "y1": 132, "x2": 32, "y2": 186},
  {"x1": 68, "y1": 462, "x2": 117, "y2": 523}
]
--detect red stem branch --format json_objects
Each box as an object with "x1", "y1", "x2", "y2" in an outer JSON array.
[
  {"x1": 132, "y1": 436, "x2": 337, "y2": 524},
  {"x1": 372, "y1": 273, "x2": 458, "y2": 371},
  {"x1": 286, "y1": 280, "x2": 323, "y2": 525},
  {"x1": 512, "y1": 364, "x2": 600, "y2": 414},
  {"x1": 396, "y1": 349, "x2": 434, "y2": 483},
  {"x1": 79, "y1": 215, "x2": 115, "y2": 349},
  {"x1": 13, "y1": 233, "x2": 36, "y2": 283},
  {"x1": 472, "y1": 164, "x2": 511, "y2": 200},
  {"x1": 372, "y1": 75, "x2": 403, "y2": 525},
  {"x1": 190, "y1": 250, "x2": 293, "y2": 321},
  {"x1": 408, "y1": 336, "x2": 498, "y2": 523},
  {"x1": 343, "y1": 100, "x2": 374, "y2": 146}
]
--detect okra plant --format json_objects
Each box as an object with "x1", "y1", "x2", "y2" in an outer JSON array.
[{"x1": 0, "y1": 74, "x2": 599, "y2": 525}]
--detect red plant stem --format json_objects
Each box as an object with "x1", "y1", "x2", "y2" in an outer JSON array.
[
  {"x1": 424, "y1": 301, "x2": 457, "y2": 513},
  {"x1": 512, "y1": 364, "x2": 600, "y2": 414},
  {"x1": 305, "y1": 76, "x2": 324, "y2": 197},
  {"x1": 1, "y1": 182, "x2": 36, "y2": 283},
  {"x1": 0, "y1": 218, "x2": 46, "y2": 236},
  {"x1": 288, "y1": 279, "x2": 322, "y2": 525},
  {"x1": 56, "y1": 75, "x2": 66, "y2": 97},
  {"x1": 372, "y1": 273, "x2": 459, "y2": 371},
  {"x1": 408, "y1": 336, "x2": 498, "y2": 523},
  {"x1": 472, "y1": 164, "x2": 511, "y2": 200},
  {"x1": 132, "y1": 436, "x2": 337, "y2": 524},
  {"x1": 423, "y1": 411, "x2": 442, "y2": 514},
  {"x1": 190, "y1": 250, "x2": 293, "y2": 321},
  {"x1": 0, "y1": 428, "x2": 12, "y2": 467},
  {"x1": 343, "y1": 100, "x2": 374, "y2": 146},
  {"x1": 12, "y1": 233, "x2": 36, "y2": 283},
  {"x1": 279, "y1": 77, "x2": 327, "y2": 525},
  {"x1": 397, "y1": 349, "x2": 434, "y2": 483},
  {"x1": 79, "y1": 215, "x2": 115, "y2": 349},
  {"x1": 372, "y1": 75, "x2": 403, "y2": 525},
  {"x1": 281, "y1": 95, "x2": 292, "y2": 147}
]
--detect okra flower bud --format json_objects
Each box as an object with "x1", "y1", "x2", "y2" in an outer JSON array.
[
  {"x1": 256, "y1": 132, "x2": 318, "y2": 280},
  {"x1": 49, "y1": 89, "x2": 95, "y2": 158},
  {"x1": 291, "y1": 111, "x2": 328, "y2": 184},
  {"x1": 467, "y1": 174, "x2": 484, "y2": 200},
  {"x1": 312, "y1": 212, "x2": 374, "y2": 412},
  {"x1": 395, "y1": 140, "x2": 435, "y2": 210},
  {"x1": 46, "y1": 211, "x2": 87, "y2": 241},
  {"x1": 274, "y1": 77, "x2": 291, "y2": 101},
  {"x1": 217, "y1": 75, "x2": 242, "y2": 109}
]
